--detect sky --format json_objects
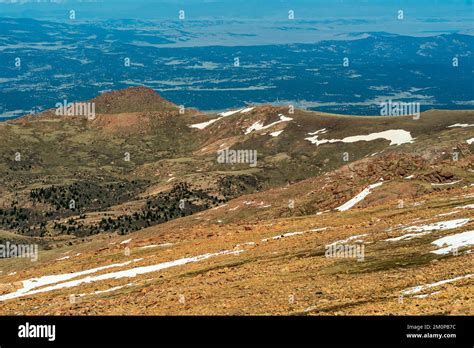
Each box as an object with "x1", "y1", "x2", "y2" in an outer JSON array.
[{"x1": 0, "y1": 0, "x2": 472, "y2": 21}]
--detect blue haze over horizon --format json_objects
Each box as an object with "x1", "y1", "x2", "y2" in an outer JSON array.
[{"x1": 0, "y1": 0, "x2": 472, "y2": 119}]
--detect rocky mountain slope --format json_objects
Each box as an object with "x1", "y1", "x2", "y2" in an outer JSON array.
[{"x1": 0, "y1": 87, "x2": 472, "y2": 315}]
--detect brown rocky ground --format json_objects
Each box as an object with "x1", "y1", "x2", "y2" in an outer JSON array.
[{"x1": 0, "y1": 185, "x2": 472, "y2": 315}]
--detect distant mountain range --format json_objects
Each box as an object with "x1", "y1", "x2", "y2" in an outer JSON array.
[{"x1": 1, "y1": 18, "x2": 473, "y2": 120}]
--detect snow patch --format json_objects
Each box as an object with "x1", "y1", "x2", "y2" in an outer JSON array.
[
  {"x1": 245, "y1": 114, "x2": 293, "y2": 135},
  {"x1": 430, "y1": 230, "x2": 474, "y2": 255},
  {"x1": 261, "y1": 231, "x2": 304, "y2": 242},
  {"x1": 404, "y1": 218, "x2": 470, "y2": 233},
  {"x1": 218, "y1": 109, "x2": 244, "y2": 117},
  {"x1": 328, "y1": 234, "x2": 368, "y2": 246},
  {"x1": 56, "y1": 256, "x2": 70, "y2": 261},
  {"x1": 401, "y1": 274, "x2": 472, "y2": 295},
  {"x1": 307, "y1": 128, "x2": 327, "y2": 136},
  {"x1": 189, "y1": 118, "x2": 220, "y2": 129},
  {"x1": 431, "y1": 180, "x2": 462, "y2": 186},
  {"x1": 0, "y1": 249, "x2": 244, "y2": 301},
  {"x1": 448, "y1": 123, "x2": 474, "y2": 128},
  {"x1": 240, "y1": 107, "x2": 255, "y2": 114},
  {"x1": 235, "y1": 242, "x2": 256, "y2": 248},
  {"x1": 335, "y1": 182, "x2": 383, "y2": 211},
  {"x1": 189, "y1": 107, "x2": 248, "y2": 129},
  {"x1": 0, "y1": 259, "x2": 141, "y2": 301},
  {"x1": 413, "y1": 291, "x2": 441, "y2": 299},
  {"x1": 269, "y1": 130, "x2": 284, "y2": 137},
  {"x1": 139, "y1": 243, "x2": 173, "y2": 249},
  {"x1": 305, "y1": 129, "x2": 414, "y2": 146},
  {"x1": 385, "y1": 218, "x2": 471, "y2": 241}
]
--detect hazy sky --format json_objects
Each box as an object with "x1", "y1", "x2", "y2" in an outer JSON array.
[{"x1": 0, "y1": 0, "x2": 472, "y2": 21}]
